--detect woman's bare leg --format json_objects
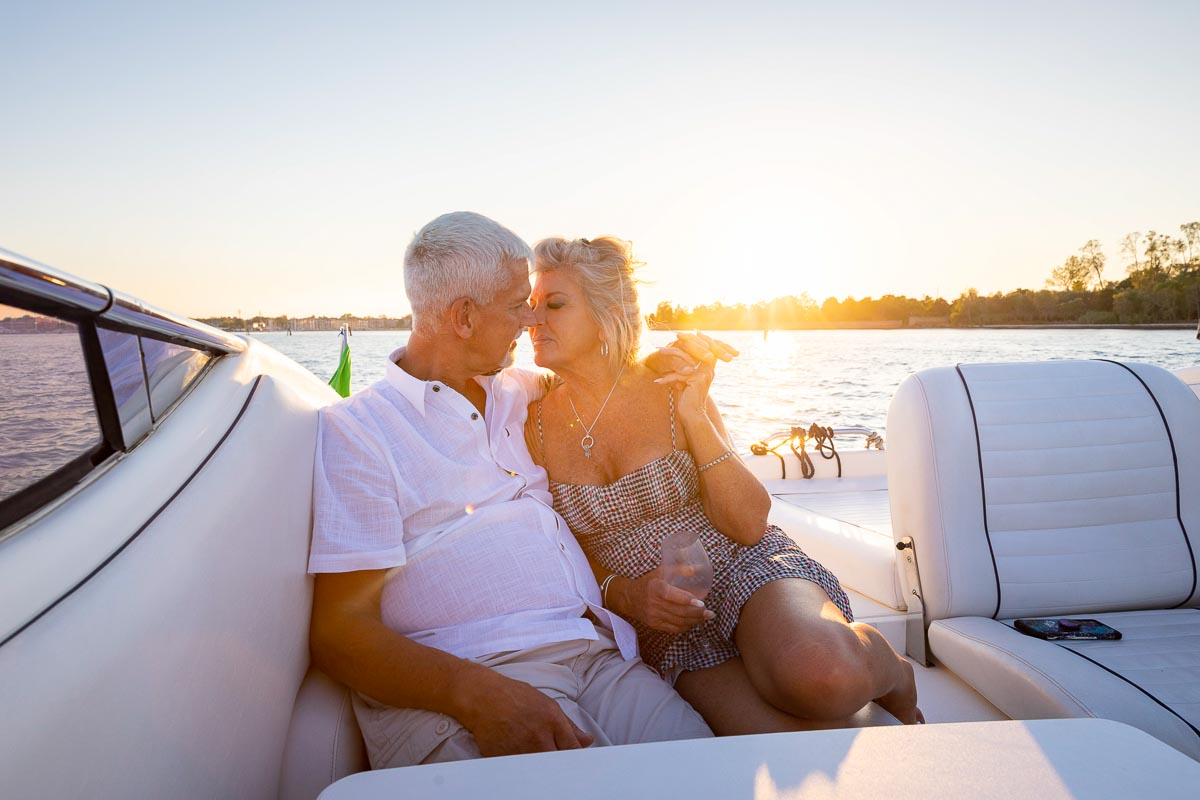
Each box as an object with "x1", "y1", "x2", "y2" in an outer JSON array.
[
  {"x1": 674, "y1": 657, "x2": 872, "y2": 735},
  {"x1": 732, "y1": 578, "x2": 922, "y2": 724}
]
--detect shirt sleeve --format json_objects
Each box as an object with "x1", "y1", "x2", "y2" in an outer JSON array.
[
  {"x1": 503, "y1": 365, "x2": 555, "y2": 404},
  {"x1": 308, "y1": 405, "x2": 409, "y2": 574}
]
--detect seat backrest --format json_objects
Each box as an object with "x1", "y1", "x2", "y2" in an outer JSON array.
[
  {"x1": 278, "y1": 668, "x2": 368, "y2": 800},
  {"x1": 887, "y1": 360, "x2": 1200, "y2": 622}
]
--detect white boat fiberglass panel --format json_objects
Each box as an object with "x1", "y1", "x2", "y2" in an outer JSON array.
[
  {"x1": 319, "y1": 719, "x2": 1200, "y2": 800},
  {"x1": 748, "y1": 444, "x2": 908, "y2": 610},
  {"x1": 0, "y1": 339, "x2": 340, "y2": 798}
]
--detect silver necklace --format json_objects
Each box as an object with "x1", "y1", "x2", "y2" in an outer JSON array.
[{"x1": 567, "y1": 366, "x2": 624, "y2": 458}]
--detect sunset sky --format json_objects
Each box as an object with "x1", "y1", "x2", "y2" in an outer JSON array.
[{"x1": 3, "y1": 2, "x2": 1198, "y2": 318}]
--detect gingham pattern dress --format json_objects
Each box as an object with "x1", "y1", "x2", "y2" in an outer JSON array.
[{"x1": 540, "y1": 395, "x2": 854, "y2": 679}]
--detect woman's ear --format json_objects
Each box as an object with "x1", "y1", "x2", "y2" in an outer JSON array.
[{"x1": 448, "y1": 297, "x2": 475, "y2": 339}]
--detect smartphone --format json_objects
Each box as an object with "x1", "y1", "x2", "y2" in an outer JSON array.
[{"x1": 1014, "y1": 618, "x2": 1122, "y2": 641}]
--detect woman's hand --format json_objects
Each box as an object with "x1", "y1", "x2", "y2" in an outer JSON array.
[
  {"x1": 644, "y1": 332, "x2": 738, "y2": 381},
  {"x1": 666, "y1": 352, "x2": 715, "y2": 424},
  {"x1": 615, "y1": 566, "x2": 714, "y2": 634}
]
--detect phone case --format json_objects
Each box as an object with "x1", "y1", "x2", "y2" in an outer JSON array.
[{"x1": 1013, "y1": 618, "x2": 1122, "y2": 641}]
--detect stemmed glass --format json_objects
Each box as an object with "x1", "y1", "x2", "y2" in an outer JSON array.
[{"x1": 661, "y1": 531, "x2": 714, "y2": 600}]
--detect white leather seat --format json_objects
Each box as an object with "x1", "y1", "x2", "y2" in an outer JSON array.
[
  {"x1": 279, "y1": 668, "x2": 368, "y2": 800},
  {"x1": 887, "y1": 360, "x2": 1200, "y2": 758}
]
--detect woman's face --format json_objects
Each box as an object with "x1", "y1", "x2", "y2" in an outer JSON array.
[{"x1": 529, "y1": 269, "x2": 605, "y2": 371}]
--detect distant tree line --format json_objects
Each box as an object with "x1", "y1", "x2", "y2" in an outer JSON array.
[{"x1": 648, "y1": 220, "x2": 1200, "y2": 329}]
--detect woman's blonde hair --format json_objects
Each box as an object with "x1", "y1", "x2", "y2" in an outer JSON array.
[{"x1": 532, "y1": 236, "x2": 643, "y2": 370}]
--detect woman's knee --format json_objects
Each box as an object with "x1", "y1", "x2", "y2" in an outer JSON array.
[{"x1": 749, "y1": 624, "x2": 874, "y2": 719}]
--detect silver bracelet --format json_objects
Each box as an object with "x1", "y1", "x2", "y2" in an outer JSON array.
[
  {"x1": 600, "y1": 574, "x2": 618, "y2": 608},
  {"x1": 697, "y1": 450, "x2": 735, "y2": 473}
]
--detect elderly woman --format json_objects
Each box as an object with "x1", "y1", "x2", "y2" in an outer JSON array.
[{"x1": 523, "y1": 237, "x2": 921, "y2": 733}]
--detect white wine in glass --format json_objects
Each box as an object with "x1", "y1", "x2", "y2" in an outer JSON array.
[{"x1": 661, "y1": 531, "x2": 714, "y2": 600}]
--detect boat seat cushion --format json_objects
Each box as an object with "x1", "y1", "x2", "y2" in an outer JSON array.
[
  {"x1": 929, "y1": 610, "x2": 1200, "y2": 760},
  {"x1": 278, "y1": 668, "x2": 368, "y2": 800}
]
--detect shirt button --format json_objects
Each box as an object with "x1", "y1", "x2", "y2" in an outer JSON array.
[
  {"x1": 471, "y1": 412, "x2": 479, "y2": 420},
  {"x1": 559, "y1": 542, "x2": 566, "y2": 551},
  {"x1": 435, "y1": 720, "x2": 450, "y2": 735},
  {"x1": 432, "y1": 385, "x2": 441, "y2": 392}
]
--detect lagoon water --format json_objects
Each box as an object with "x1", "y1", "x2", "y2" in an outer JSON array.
[{"x1": 253, "y1": 328, "x2": 1200, "y2": 450}]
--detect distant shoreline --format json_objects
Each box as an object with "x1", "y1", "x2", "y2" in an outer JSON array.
[
  {"x1": 976, "y1": 323, "x2": 1196, "y2": 330},
  {"x1": 649, "y1": 321, "x2": 1198, "y2": 332},
  {"x1": 236, "y1": 321, "x2": 1200, "y2": 334}
]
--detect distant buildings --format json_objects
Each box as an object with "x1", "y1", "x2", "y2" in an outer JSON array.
[
  {"x1": 0, "y1": 314, "x2": 75, "y2": 334},
  {"x1": 198, "y1": 315, "x2": 413, "y2": 332}
]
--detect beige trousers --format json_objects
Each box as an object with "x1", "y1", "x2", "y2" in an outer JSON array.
[{"x1": 353, "y1": 631, "x2": 713, "y2": 768}]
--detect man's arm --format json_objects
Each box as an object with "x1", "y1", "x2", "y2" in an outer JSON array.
[{"x1": 309, "y1": 568, "x2": 594, "y2": 756}]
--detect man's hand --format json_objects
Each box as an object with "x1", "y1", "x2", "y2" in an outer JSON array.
[
  {"x1": 454, "y1": 666, "x2": 595, "y2": 757},
  {"x1": 645, "y1": 331, "x2": 739, "y2": 381},
  {"x1": 617, "y1": 566, "x2": 715, "y2": 634}
]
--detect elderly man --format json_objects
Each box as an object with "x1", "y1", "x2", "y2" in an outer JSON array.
[{"x1": 308, "y1": 212, "x2": 713, "y2": 768}]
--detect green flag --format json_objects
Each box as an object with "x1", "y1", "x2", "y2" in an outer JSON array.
[{"x1": 328, "y1": 327, "x2": 351, "y2": 397}]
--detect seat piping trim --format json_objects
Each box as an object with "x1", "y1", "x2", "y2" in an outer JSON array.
[
  {"x1": 1094, "y1": 359, "x2": 1197, "y2": 607},
  {"x1": 1048, "y1": 634, "x2": 1200, "y2": 743},
  {"x1": 956, "y1": 364, "x2": 1003, "y2": 619}
]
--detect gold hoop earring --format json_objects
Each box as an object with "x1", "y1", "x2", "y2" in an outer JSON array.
[{"x1": 600, "y1": 341, "x2": 609, "y2": 357}]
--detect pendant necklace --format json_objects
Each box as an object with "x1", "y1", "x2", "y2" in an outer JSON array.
[{"x1": 567, "y1": 365, "x2": 625, "y2": 458}]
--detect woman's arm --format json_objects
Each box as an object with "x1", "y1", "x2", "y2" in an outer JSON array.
[{"x1": 668, "y1": 356, "x2": 771, "y2": 546}]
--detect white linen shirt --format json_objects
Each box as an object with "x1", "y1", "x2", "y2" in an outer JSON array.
[{"x1": 309, "y1": 347, "x2": 637, "y2": 662}]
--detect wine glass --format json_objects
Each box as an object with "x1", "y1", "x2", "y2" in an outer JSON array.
[{"x1": 661, "y1": 531, "x2": 714, "y2": 600}]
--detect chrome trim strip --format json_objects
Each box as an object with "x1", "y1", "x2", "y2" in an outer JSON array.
[
  {"x1": 0, "y1": 247, "x2": 110, "y2": 314},
  {"x1": 0, "y1": 247, "x2": 244, "y2": 354}
]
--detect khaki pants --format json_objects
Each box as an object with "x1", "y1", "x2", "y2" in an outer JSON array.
[{"x1": 353, "y1": 632, "x2": 713, "y2": 768}]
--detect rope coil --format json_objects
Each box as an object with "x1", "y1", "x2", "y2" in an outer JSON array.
[{"x1": 750, "y1": 423, "x2": 843, "y2": 480}]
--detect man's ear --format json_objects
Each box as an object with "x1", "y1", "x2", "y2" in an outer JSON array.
[{"x1": 448, "y1": 296, "x2": 475, "y2": 339}]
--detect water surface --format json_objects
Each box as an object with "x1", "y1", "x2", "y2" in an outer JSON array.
[{"x1": 254, "y1": 328, "x2": 1200, "y2": 449}]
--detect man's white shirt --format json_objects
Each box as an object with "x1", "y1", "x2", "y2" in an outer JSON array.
[{"x1": 309, "y1": 347, "x2": 638, "y2": 661}]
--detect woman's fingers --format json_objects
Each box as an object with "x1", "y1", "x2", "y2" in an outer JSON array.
[
  {"x1": 674, "y1": 332, "x2": 739, "y2": 362},
  {"x1": 652, "y1": 371, "x2": 692, "y2": 385},
  {"x1": 646, "y1": 579, "x2": 714, "y2": 632}
]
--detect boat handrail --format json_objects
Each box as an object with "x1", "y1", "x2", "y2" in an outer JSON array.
[
  {"x1": 0, "y1": 247, "x2": 244, "y2": 354},
  {"x1": 752, "y1": 425, "x2": 885, "y2": 450}
]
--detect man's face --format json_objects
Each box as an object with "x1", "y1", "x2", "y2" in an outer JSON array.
[{"x1": 472, "y1": 262, "x2": 535, "y2": 374}]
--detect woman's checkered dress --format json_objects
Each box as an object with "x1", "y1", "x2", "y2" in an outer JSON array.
[{"x1": 541, "y1": 396, "x2": 854, "y2": 680}]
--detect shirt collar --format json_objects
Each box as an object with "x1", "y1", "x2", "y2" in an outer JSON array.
[
  {"x1": 385, "y1": 346, "x2": 493, "y2": 417},
  {"x1": 385, "y1": 347, "x2": 431, "y2": 416}
]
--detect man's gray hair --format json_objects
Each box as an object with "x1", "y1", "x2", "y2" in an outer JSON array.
[{"x1": 404, "y1": 212, "x2": 532, "y2": 324}]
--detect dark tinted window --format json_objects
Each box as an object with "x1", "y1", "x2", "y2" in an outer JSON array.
[
  {"x1": 141, "y1": 338, "x2": 212, "y2": 421},
  {"x1": 0, "y1": 305, "x2": 102, "y2": 501},
  {"x1": 98, "y1": 327, "x2": 152, "y2": 446}
]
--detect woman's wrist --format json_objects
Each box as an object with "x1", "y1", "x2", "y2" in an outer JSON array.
[{"x1": 605, "y1": 575, "x2": 627, "y2": 617}]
